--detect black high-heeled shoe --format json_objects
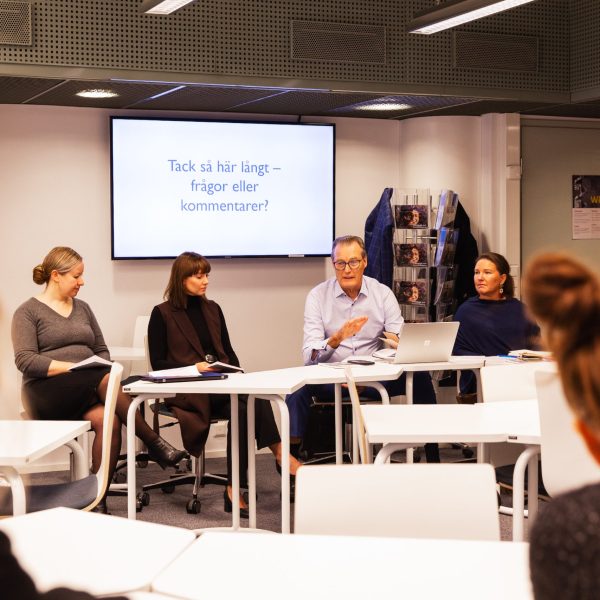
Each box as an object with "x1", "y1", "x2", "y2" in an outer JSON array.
[
  {"x1": 224, "y1": 489, "x2": 249, "y2": 519},
  {"x1": 275, "y1": 461, "x2": 296, "y2": 503},
  {"x1": 147, "y1": 437, "x2": 188, "y2": 469}
]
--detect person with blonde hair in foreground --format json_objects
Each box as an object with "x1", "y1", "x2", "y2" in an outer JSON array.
[{"x1": 523, "y1": 252, "x2": 600, "y2": 600}]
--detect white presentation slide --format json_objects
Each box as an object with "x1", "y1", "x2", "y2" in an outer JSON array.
[{"x1": 111, "y1": 118, "x2": 335, "y2": 258}]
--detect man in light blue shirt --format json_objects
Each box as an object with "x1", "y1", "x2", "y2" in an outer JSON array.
[{"x1": 287, "y1": 235, "x2": 439, "y2": 462}]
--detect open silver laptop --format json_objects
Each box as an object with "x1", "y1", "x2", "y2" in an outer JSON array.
[{"x1": 375, "y1": 322, "x2": 460, "y2": 364}]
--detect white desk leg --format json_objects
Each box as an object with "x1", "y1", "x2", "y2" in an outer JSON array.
[
  {"x1": 268, "y1": 397, "x2": 291, "y2": 534},
  {"x1": 512, "y1": 445, "x2": 541, "y2": 541},
  {"x1": 1, "y1": 467, "x2": 26, "y2": 515},
  {"x1": 230, "y1": 393, "x2": 240, "y2": 531},
  {"x1": 65, "y1": 439, "x2": 88, "y2": 479},
  {"x1": 406, "y1": 372, "x2": 414, "y2": 464},
  {"x1": 127, "y1": 395, "x2": 145, "y2": 520},
  {"x1": 247, "y1": 394, "x2": 257, "y2": 529},
  {"x1": 335, "y1": 383, "x2": 343, "y2": 465},
  {"x1": 527, "y1": 449, "x2": 539, "y2": 527}
]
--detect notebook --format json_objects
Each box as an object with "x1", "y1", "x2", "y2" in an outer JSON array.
[
  {"x1": 140, "y1": 372, "x2": 228, "y2": 384},
  {"x1": 373, "y1": 321, "x2": 460, "y2": 364}
]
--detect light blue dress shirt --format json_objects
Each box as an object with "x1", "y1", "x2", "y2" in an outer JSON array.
[{"x1": 302, "y1": 274, "x2": 404, "y2": 365}]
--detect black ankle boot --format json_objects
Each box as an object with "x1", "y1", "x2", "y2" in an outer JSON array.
[
  {"x1": 223, "y1": 489, "x2": 249, "y2": 519},
  {"x1": 147, "y1": 437, "x2": 188, "y2": 469}
]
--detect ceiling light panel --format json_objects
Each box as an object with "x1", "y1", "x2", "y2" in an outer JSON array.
[{"x1": 408, "y1": 0, "x2": 537, "y2": 35}]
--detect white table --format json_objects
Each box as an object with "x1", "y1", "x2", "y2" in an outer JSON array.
[
  {"x1": 363, "y1": 400, "x2": 541, "y2": 540},
  {"x1": 124, "y1": 368, "x2": 308, "y2": 532},
  {"x1": 0, "y1": 507, "x2": 196, "y2": 595},
  {"x1": 151, "y1": 531, "x2": 533, "y2": 600},
  {"x1": 124, "y1": 363, "x2": 406, "y2": 532},
  {"x1": 123, "y1": 360, "x2": 482, "y2": 533},
  {"x1": 0, "y1": 420, "x2": 89, "y2": 515}
]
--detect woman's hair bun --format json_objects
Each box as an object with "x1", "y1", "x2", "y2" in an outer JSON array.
[
  {"x1": 32, "y1": 264, "x2": 48, "y2": 285},
  {"x1": 524, "y1": 253, "x2": 600, "y2": 339}
]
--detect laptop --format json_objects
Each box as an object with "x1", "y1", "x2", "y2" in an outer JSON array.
[{"x1": 374, "y1": 321, "x2": 460, "y2": 364}]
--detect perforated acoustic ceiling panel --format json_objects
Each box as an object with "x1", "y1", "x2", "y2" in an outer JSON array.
[
  {"x1": 0, "y1": 0, "x2": 573, "y2": 95},
  {"x1": 406, "y1": 0, "x2": 568, "y2": 92},
  {"x1": 0, "y1": 1, "x2": 31, "y2": 46},
  {"x1": 570, "y1": 0, "x2": 600, "y2": 93}
]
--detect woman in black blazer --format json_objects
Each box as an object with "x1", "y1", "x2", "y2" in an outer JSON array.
[{"x1": 148, "y1": 251, "x2": 301, "y2": 515}]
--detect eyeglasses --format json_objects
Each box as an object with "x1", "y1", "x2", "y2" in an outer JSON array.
[{"x1": 333, "y1": 258, "x2": 363, "y2": 271}]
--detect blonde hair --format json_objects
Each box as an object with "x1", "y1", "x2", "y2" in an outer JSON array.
[
  {"x1": 33, "y1": 247, "x2": 82, "y2": 285},
  {"x1": 523, "y1": 252, "x2": 600, "y2": 433}
]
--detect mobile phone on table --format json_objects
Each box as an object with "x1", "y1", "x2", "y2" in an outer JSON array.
[{"x1": 347, "y1": 359, "x2": 375, "y2": 365}]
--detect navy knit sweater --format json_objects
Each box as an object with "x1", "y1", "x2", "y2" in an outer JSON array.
[{"x1": 453, "y1": 296, "x2": 540, "y2": 393}]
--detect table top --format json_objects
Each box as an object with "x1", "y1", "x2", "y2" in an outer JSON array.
[
  {"x1": 124, "y1": 367, "x2": 310, "y2": 396},
  {"x1": 0, "y1": 420, "x2": 90, "y2": 466},
  {"x1": 362, "y1": 400, "x2": 540, "y2": 444},
  {"x1": 0, "y1": 507, "x2": 196, "y2": 595},
  {"x1": 123, "y1": 357, "x2": 486, "y2": 397},
  {"x1": 151, "y1": 532, "x2": 533, "y2": 600}
]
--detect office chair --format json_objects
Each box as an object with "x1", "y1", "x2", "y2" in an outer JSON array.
[
  {"x1": 139, "y1": 333, "x2": 227, "y2": 514},
  {"x1": 301, "y1": 380, "x2": 391, "y2": 465},
  {"x1": 141, "y1": 401, "x2": 227, "y2": 514},
  {"x1": 0, "y1": 362, "x2": 123, "y2": 514}
]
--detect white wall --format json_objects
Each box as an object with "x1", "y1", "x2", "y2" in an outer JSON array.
[
  {"x1": 521, "y1": 117, "x2": 600, "y2": 272},
  {"x1": 398, "y1": 116, "x2": 483, "y2": 245},
  {"x1": 0, "y1": 105, "x2": 508, "y2": 419},
  {"x1": 0, "y1": 106, "x2": 401, "y2": 418}
]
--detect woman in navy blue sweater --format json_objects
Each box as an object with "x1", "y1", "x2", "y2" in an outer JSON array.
[{"x1": 453, "y1": 252, "x2": 540, "y2": 395}]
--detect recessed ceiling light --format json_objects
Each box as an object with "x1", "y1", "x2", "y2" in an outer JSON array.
[
  {"x1": 76, "y1": 89, "x2": 119, "y2": 99},
  {"x1": 356, "y1": 102, "x2": 412, "y2": 111}
]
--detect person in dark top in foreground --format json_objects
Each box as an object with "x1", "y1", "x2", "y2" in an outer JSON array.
[
  {"x1": 523, "y1": 252, "x2": 600, "y2": 600},
  {"x1": 453, "y1": 252, "x2": 540, "y2": 399}
]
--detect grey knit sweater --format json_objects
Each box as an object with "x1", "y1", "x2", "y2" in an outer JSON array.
[{"x1": 11, "y1": 297, "x2": 109, "y2": 383}]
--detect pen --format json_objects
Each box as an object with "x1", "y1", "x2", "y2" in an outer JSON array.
[{"x1": 497, "y1": 354, "x2": 520, "y2": 360}]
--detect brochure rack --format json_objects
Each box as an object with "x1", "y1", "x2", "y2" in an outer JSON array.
[{"x1": 391, "y1": 188, "x2": 459, "y2": 323}]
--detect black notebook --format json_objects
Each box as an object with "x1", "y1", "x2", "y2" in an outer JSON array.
[{"x1": 140, "y1": 373, "x2": 228, "y2": 384}]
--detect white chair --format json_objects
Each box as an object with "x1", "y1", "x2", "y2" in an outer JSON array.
[
  {"x1": 0, "y1": 362, "x2": 123, "y2": 514},
  {"x1": 480, "y1": 362, "x2": 556, "y2": 506},
  {"x1": 536, "y1": 370, "x2": 600, "y2": 497},
  {"x1": 294, "y1": 463, "x2": 500, "y2": 540},
  {"x1": 480, "y1": 361, "x2": 556, "y2": 404}
]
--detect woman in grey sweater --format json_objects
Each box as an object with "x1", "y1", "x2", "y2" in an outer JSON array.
[{"x1": 11, "y1": 247, "x2": 186, "y2": 487}]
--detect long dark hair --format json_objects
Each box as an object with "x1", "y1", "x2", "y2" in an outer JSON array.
[
  {"x1": 476, "y1": 252, "x2": 514, "y2": 299},
  {"x1": 164, "y1": 251, "x2": 211, "y2": 309}
]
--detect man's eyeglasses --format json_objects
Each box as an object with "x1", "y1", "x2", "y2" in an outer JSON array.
[{"x1": 333, "y1": 258, "x2": 363, "y2": 271}]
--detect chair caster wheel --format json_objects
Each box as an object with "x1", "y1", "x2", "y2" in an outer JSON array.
[
  {"x1": 113, "y1": 471, "x2": 126, "y2": 484},
  {"x1": 136, "y1": 499, "x2": 143, "y2": 512},
  {"x1": 186, "y1": 499, "x2": 201, "y2": 514},
  {"x1": 137, "y1": 459, "x2": 149, "y2": 468},
  {"x1": 161, "y1": 484, "x2": 175, "y2": 494},
  {"x1": 138, "y1": 491, "x2": 150, "y2": 506},
  {"x1": 462, "y1": 448, "x2": 474, "y2": 459}
]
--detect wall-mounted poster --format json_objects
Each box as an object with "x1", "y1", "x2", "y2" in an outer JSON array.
[{"x1": 572, "y1": 175, "x2": 600, "y2": 240}]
